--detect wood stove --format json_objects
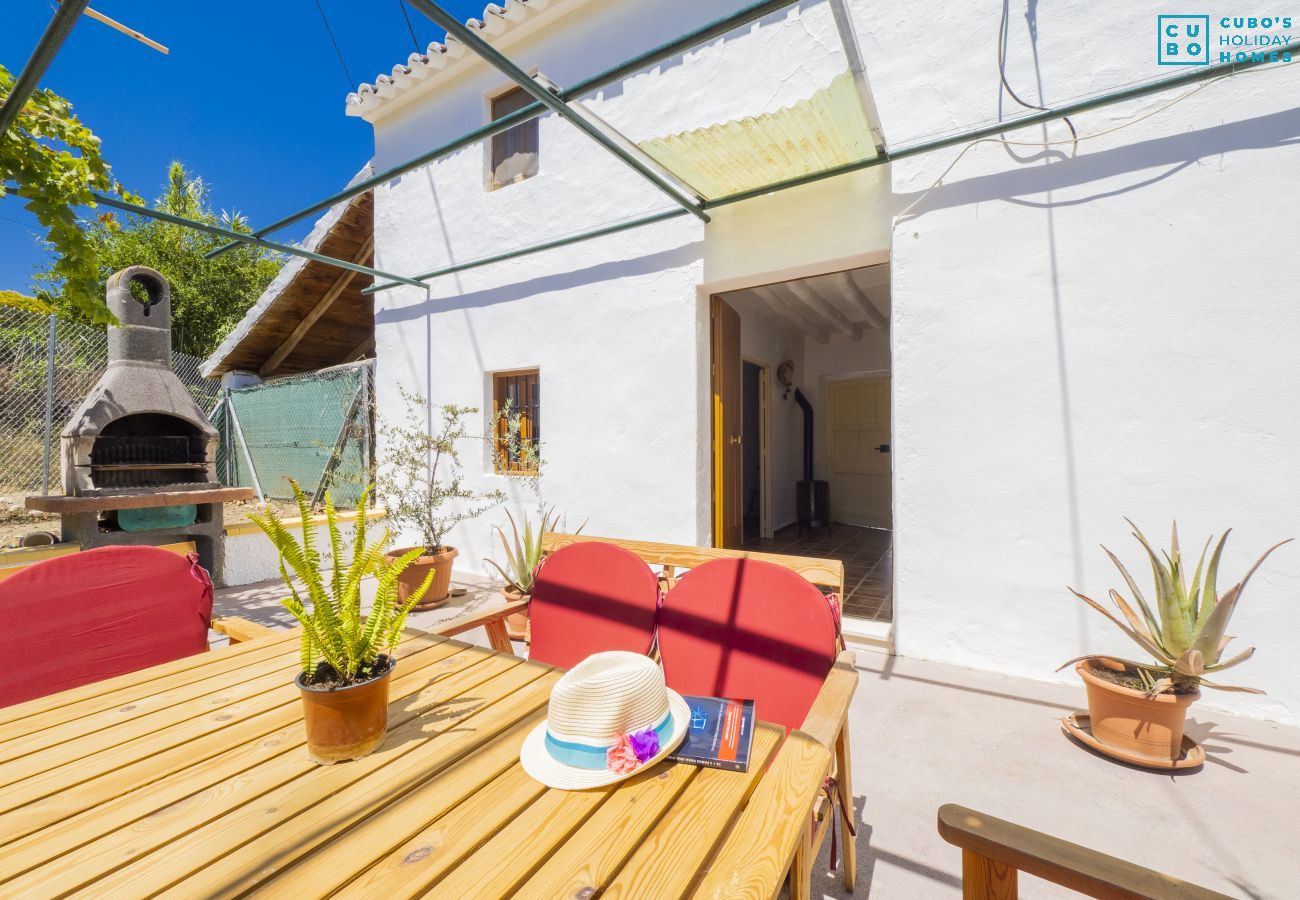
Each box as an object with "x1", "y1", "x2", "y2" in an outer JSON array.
[{"x1": 25, "y1": 266, "x2": 251, "y2": 580}]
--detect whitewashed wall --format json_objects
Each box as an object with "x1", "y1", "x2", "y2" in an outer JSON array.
[
  {"x1": 367, "y1": 0, "x2": 891, "y2": 577},
  {"x1": 858, "y1": 0, "x2": 1300, "y2": 723},
  {"x1": 361, "y1": 0, "x2": 1299, "y2": 723}
]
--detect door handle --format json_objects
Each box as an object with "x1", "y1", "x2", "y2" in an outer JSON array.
[{"x1": 876, "y1": 444, "x2": 890, "y2": 453}]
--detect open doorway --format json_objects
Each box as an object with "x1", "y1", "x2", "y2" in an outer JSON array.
[{"x1": 711, "y1": 263, "x2": 892, "y2": 624}]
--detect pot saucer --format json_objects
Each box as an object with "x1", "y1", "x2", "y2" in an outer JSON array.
[{"x1": 1061, "y1": 712, "x2": 1204, "y2": 771}]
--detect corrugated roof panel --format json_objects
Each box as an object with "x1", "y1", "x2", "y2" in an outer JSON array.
[{"x1": 635, "y1": 72, "x2": 876, "y2": 200}]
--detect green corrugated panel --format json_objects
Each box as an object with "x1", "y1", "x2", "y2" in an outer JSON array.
[{"x1": 216, "y1": 365, "x2": 369, "y2": 507}]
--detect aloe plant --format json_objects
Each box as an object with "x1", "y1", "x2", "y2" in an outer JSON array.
[
  {"x1": 486, "y1": 506, "x2": 567, "y2": 594},
  {"x1": 1063, "y1": 519, "x2": 1290, "y2": 695},
  {"x1": 249, "y1": 479, "x2": 432, "y2": 684}
]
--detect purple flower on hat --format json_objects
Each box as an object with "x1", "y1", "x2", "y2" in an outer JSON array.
[{"x1": 629, "y1": 727, "x2": 660, "y2": 763}]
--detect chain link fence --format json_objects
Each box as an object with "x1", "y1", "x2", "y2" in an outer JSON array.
[
  {"x1": 212, "y1": 361, "x2": 373, "y2": 508},
  {"x1": 0, "y1": 306, "x2": 221, "y2": 495}
]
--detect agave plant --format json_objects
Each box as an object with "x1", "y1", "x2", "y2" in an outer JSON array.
[
  {"x1": 249, "y1": 479, "x2": 433, "y2": 684},
  {"x1": 1063, "y1": 519, "x2": 1290, "y2": 695},
  {"x1": 486, "y1": 506, "x2": 569, "y2": 594}
]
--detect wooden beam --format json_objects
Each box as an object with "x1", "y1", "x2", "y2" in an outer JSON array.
[
  {"x1": 752, "y1": 285, "x2": 830, "y2": 343},
  {"x1": 84, "y1": 7, "x2": 169, "y2": 53},
  {"x1": 786, "y1": 279, "x2": 862, "y2": 340},
  {"x1": 830, "y1": 270, "x2": 888, "y2": 330},
  {"x1": 345, "y1": 335, "x2": 375, "y2": 362},
  {"x1": 260, "y1": 234, "x2": 373, "y2": 377}
]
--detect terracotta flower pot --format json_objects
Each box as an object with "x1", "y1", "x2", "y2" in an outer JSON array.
[
  {"x1": 388, "y1": 546, "x2": 457, "y2": 609},
  {"x1": 502, "y1": 586, "x2": 530, "y2": 642},
  {"x1": 297, "y1": 656, "x2": 395, "y2": 764},
  {"x1": 1075, "y1": 659, "x2": 1200, "y2": 762}
]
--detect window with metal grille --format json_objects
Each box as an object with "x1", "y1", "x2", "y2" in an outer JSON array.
[
  {"x1": 493, "y1": 369, "x2": 540, "y2": 474},
  {"x1": 489, "y1": 85, "x2": 539, "y2": 189}
]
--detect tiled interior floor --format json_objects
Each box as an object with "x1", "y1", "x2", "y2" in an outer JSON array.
[{"x1": 741, "y1": 524, "x2": 892, "y2": 621}]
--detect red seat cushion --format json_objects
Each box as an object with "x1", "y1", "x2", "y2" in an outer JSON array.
[
  {"x1": 0, "y1": 546, "x2": 213, "y2": 708},
  {"x1": 527, "y1": 542, "x2": 660, "y2": 669},
  {"x1": 657, "y1": 558, "x2": 837, "y2": 731}
]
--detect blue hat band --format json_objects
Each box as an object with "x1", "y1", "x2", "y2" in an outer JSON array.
[{"x1": 543, "y1": 712, "x2": 673, "y2": 771}]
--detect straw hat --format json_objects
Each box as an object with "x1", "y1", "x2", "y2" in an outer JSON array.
[{"x1": 521, "y1": 651, "x2": 690, "y2": 790}]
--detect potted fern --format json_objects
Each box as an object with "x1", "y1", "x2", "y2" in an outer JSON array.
[
  {"x1": 377, "y1": 391, "x2": 506, "y2": 609},
  {"x1": 250, "y1": 480, "x2": 432, "y2": 764},
  {"x1": 1062, "y1": 519, "x2": 1289, "y2": 767},
  {"x1": 487, "y1": 507, "x2": 566, "y2": 641}
]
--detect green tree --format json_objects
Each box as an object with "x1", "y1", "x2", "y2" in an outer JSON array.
[
  {"x1": 0, "y1": 62, "x2": 125, "y2": 323},
  {"x1": 36, "y1": 162, "x2": 285, "y2": 357}
]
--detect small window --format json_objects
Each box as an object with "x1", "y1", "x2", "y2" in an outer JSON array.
[
  {"x1": 489, "y1": 86, "x2": 540, "y2": 189},
  {"x1": 493, "y1": 369, "x2": 540, "y2": 474}
]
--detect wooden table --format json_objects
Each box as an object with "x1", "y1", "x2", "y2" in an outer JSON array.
[{"x1": 0, "y1": 628, "x2": 831, "y2": 898}]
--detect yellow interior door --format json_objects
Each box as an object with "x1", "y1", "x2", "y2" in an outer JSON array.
[
  {"x1": 827, "y1": 376, "x2": 891, "y2": 528},
  {"x1": 711, "y1": 296, "x2": 743, "y2": 548}
]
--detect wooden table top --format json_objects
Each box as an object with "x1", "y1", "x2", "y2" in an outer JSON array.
[{"x1": 0, "y1": 628, "x2": 831, "y2": 898}]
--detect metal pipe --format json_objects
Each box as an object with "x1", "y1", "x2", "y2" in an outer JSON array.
[
  {"x1": 0, "y1": 0, "x2": 90, "y2": 141},
  {"x1": 704, "y1": 40, "x2": 1300, "y2": 209},
  {"x1": 367, "y1": 41, "x2": 1298, "y2": 292},
  {"x1": 41, "y1": 314, "x2": 57, "y2": 493},
  {"x1": 405, "y1": 0, "x2": 708, "y2": 221},
  {"x1": 206, "y1": 0, "x2": 800, "y2": 259},
  {"x1": 362, "y1": 207, "x2": 691, "y2": 295},
  {"x1": 89, "y1": 192, "x2": 429, "y2": 288}
]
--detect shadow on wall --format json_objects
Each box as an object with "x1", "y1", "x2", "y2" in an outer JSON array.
[
  {"x1": 374, "y1": 241, "x2": 705, "y2": 325},
  {"x1": 894, "y1": 105, "x2": 1300, "y2": 216}
]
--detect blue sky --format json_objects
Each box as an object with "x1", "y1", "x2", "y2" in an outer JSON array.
[{"x1": 0, "y1": 0, "x2": 485, "y2": 294}]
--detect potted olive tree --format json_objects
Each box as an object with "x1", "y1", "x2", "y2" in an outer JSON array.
[
  {"x1": 250, "y1": 480, "x2": 431, "y2": 764},
  {"x1": 377, "y1": 390, "x2": 506, "y2": 609},
  {"x1": 1062, "y1": 519, "x2": 1289, "y2": 767}
]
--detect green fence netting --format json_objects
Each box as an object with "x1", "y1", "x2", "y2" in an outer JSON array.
[{"x1": 213, "y1": 361, "x2": 373, "y2": 508}]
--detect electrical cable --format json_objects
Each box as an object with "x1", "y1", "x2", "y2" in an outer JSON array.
[
  {"x1": 998, "y1": 0, "x2": 1078, "y2": 156},
  {"x1": 314, "y1": 0, "x2": 355, "y2": 91},
  {"x1": 895, "y1": 58, "x2": 1296, "y2": 222},
  {"x1": 398, "y1": 0, "x2": 422, "y2": 54}
]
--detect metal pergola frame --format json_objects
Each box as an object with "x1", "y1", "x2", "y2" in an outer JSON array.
[{"x1": 4, "y1": 0, "x2": 1298, "y2": 300}]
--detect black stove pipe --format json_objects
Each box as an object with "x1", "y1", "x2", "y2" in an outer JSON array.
[{"x1": 793, "y1": 388, "x2": 813, "y2": 482}]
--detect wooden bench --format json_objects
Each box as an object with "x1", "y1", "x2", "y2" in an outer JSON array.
[
  {"x1": 0, "y1": 540, "x2": 272, "y2": 645},
  {"x1": 937, "y1": 804, "x2": 1232, "y2": 899}
]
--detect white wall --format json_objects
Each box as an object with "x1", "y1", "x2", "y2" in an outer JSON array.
[
  {"x1": 368, "y1": 0, "x2": 895, "y2": 576},
  {"x1": 361, "y1": 0, "x2": 1300, "y2": 724},
  {"x1": 856, "y1": 0, "x2": 1300, "y2": 722}
]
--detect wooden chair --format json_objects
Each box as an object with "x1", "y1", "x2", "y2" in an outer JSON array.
[
  {"x1": 0, "y1": 543, "x2": 274, "y2": 708},
  {"x1": 658, "y1": 556, "x2": 858, "y2": 897},
  {"x1": 430, "y1": 533, "x2": 856, "y2": 896},
  {"x1": 937, "y1": 804, "x2": 1232, "y2": 899},
  {"x1": 430, "y1": 539, "x2": 661, "y2": 667}
]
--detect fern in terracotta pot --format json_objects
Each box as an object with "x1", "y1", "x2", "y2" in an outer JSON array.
[
  {"x1": 250, "y1": 480, "x2": 432, "y2": 764},
  {"x1": 377, "y1": 389, "x2": 506, "y2": 610},
  {"x1": 1062, "y1": 519, "x2": 1289, "y2": 765}
]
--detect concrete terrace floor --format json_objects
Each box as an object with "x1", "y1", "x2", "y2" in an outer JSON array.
[{"x1": 214, "y1": 576, "x2": 1300, "y2": 899}]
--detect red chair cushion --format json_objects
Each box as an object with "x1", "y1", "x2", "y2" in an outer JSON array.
[
  {"x1": 527, "y1": 542, "x2": 660, "y2": 669},
  {"x1": 0, "y1": 546, "x2": 213, "y2": 708},
  {"x1": 657, "y1": 558, "x2": 837, "y2": 731}
]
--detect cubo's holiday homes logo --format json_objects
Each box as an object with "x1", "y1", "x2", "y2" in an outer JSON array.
[{"x1": 1158, "y1": 14, "x2": 1294, "y2": 65}]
